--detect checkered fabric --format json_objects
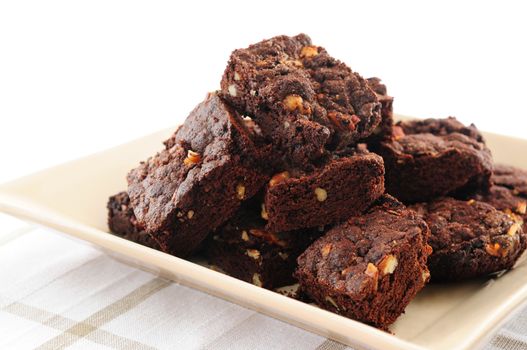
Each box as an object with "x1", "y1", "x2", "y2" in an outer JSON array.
[{"x1": 0, "y1": 213, "x2": 525, "y2": 350}]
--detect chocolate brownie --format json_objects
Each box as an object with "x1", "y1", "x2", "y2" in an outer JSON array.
[
  {"x1": 262, "y1": 146, "x2": 385, "y2": 232},
  {"x1": 412, "y1": 197, "x2": 526, "y2": 281},
  {"x1": 295, "y1": 195, "x2": 431, "y2": 329},
  {"x1": 127, "y1": 93, "x2": 270, "y2": 257},
  {"x1": 107, "y1": 192, "x2": 161, "y2": 249},
  {"x1": 364, "y1": 77, "x2": 394, "y2": 145},
  {"x1": 377, "y1": 118, "x2": 492, "y2": 203},
  {"x1": 221, "y1": 34, "x2": 381, "y2": 167},
  {"x1": 207, "y1": 200, "x2": 323, "y2": 289},
  {"x1": 472, "y1": 164, "x2": 527, "y2": 229},
  {"x1": 492, "y1": 164, "x2": 527, "y2": 195},
  {"x1": 397, "y1": 116, "x2": 484, "y2": 143}
]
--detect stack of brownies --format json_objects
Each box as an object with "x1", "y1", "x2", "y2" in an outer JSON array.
[{"x1": 107, "y1": 34, "x2": 527, "y2": 329}]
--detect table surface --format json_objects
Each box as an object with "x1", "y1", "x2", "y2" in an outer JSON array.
[{"x1": 1, "y1": 212, "x2": 526, "y2": 350}]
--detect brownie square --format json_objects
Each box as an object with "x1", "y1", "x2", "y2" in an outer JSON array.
[
  {"x1": 127, "y1": 92, "x2": 270, "y2": 257},
  {"x1": 472, "y1": 164, "x2": 527, "y2": 230},
  {"x1": 492, "y1": 164, "x2": 527, "y2": 195},
  {"x1": 206, "y1": 200, "x2": 322, "y2": 290},
  {"x1": 262, "y1": 147, "x2": 385, "y2": 232},
  {"x1": 377, "y1": 117, "x2": 492, "y2": 203},
  {"x1": 107, "y1": 191, "x2": 161, "y2": 250},
  {"x1": 295, "y1": 195, "x2": 431, "y2": 329},
  {"x1": 412, "y1": 197, "x2": 526, "y2": 281},
  {"x1": 221, "y1": 34, "x2": 381, "y2": 168}
]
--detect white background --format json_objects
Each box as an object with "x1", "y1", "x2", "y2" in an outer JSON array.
[{"x1": 1, "y1": 0, "x2": 526, "y2": 183}]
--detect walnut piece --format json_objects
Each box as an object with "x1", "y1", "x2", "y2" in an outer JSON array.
[
  {"x1": 327, "y1": 111, "x2": 359, "y2": 131},
  {"x1": 187, "y1": 210, "x2": 194, "y2": 219},
  {"x1": 261, "y1": 204, "x2": 269, "y2": 220},
  {"x1": 365, "y1": 263, "x2": 379, "y2": 291},
  {"x1": 269, "y1": 171, "x2": 290, "y2": 187},
  {"x1": 378, "y1": 255, "x2": 398, "y2": 275},
  {"x1": 320, "y1": 243, "x2": 332, "y2": 258},
  {"x1": 314, "y1": 187, "x2": 327, "y2": 202},
  {"x1": 517, "y1": 201, "x2": 527, "y2": 215},
  {"x1": 300, "y1": 45, "x2": 319, "y2": 58},
  {"x1": 183, "y1": 150, "x2": 201, "y2": 166},
  {"x1": 508, "y1": 222, "x2": 521, "y2": 236},
  {"x1": 283, "y1": 94, "x2": 311, "y2": 114},
  {"x1": 241, "y1": 230, "x2": 249, "y2": 241},
  {"x1": 422, "y1": 270, "x2": 431, "y2": 282},
  {"x1": 236, "y1": 183, "x2": 246, "y2": 200},
  {"x1": 252, "y1": 273, "x2": 263, "y2": 287},
  {"x1": 246, "y1": 249, "x2": 261, "y2": 260},
  {"x1": 249, "y1": 229, "x2": 286, "y2": 247},
  {"x1": 228, "y1": 84, "x2": 237, "y2": 97},
  {"x1": 283, "y1": 94, "x2": 302, "y2": 111},
  {"x1": 485, "y1": 242, "x2": 503, "y2": 257},
  {"x1": 365, "y1": 263, "x2": 379, "y2": 279}
]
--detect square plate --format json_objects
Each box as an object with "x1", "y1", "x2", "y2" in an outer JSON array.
[{"x1": 1, "y1": 115, "x2": 527, "y2": 350}]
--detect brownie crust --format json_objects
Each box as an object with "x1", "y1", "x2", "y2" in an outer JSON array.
[
  {"x1": 295, "y1": 195, "x2": 431, "y2": 329},
  {"x1": 127, "y1": 93, "x2": 270, "y2": 257},
  {"x1": 412, "y1": 197, "x2": 526, "y2": 281}
]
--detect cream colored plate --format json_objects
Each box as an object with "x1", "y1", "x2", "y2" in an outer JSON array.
[{"x1": 1, "y1": 115, "x2": 527, "y2": 350}]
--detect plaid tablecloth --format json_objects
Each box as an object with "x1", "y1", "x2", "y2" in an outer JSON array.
[{"x1": 1, "y1": 213, "x2": 525, "y2": 350}]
